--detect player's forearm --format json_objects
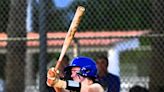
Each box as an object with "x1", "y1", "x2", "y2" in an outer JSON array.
[
  {"x1": 53, "y1": 80, "x2": 81, "y2": 92},
  {"x1": 47, "y1": 67, "x2": 81, "y2": 91},
  {"x1": 53, "y1": 79, "x2": 67, "y2": 88}
]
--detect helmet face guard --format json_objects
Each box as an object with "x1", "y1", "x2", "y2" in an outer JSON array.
[{"x1": 64, "y1": 56, "x2": 97, "y2": 78}]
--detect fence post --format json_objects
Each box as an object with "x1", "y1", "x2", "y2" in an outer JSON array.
[{"x1": 39, "y1": 0, "x2": 48, "y2": 92}]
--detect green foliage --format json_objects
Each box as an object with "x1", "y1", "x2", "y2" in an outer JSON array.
[
  {"x1": 0, "y1": 0, "x2": 10, "y2": 32},
  {"x1": 120, "y1": 50, "x2": 152, "y2": 76},
  {"x1": 81, "y1": 0, "x2": 152, "y2": 31},
  {"x1": 140, "y1": 37, "x2": 152, "y2": 45},
  {"x1": 47, "y1": 0, "x2": 152, "y2": 31},
  {"x1": 0, "y1": 0, "x2": 152, "y2": 32}
]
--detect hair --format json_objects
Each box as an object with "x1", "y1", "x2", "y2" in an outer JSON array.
[
  {"x1": 63, "y1": 54, "x2": 70, "y2": 61},
  {"x1": 96, "y1": 55, "x2": 108, "y2": 67},
  {"x1": 84, "y1": 76, "x2": 97, "y2": 83},
  {"x1": 129, "y1": 85, "x2": 149, "y2": 92}
]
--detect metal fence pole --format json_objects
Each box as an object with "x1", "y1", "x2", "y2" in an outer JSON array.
[{"x1": 39, "y1": 0, "x2": 48, "y2": 92}]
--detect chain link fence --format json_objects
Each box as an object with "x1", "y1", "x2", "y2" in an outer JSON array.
[{"x1": 0, "y1": 0, "x2": 164, "y2": 92}]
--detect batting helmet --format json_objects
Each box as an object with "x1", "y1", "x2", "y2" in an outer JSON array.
[{"x1": 64, "y1": 56, "x2": 97, "y2": 78}]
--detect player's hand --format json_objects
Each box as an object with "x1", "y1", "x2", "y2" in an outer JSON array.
[
  {"x1": 47, "y1": 67, "x2": 66, "y2": 89},
  {"x1": 46, "y1": 67, "x2": 59, "y2": 87}
]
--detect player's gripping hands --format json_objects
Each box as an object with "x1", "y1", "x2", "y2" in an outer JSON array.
[{"x1": 46, "y1": 67, "x2": 66, "y2": 88}]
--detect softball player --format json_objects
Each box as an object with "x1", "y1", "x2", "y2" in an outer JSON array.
[{"x1": 47, "y1": 56, "x2": 104, "y2": 92}]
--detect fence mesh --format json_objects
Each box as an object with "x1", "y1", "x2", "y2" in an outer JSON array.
[{"x1": 0, "y1": 0, "x2": 164, "y2": 92}]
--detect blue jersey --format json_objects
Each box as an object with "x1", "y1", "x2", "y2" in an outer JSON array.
[{"x1": 98, "y1": 73, "x2": 120, "y2": 92}]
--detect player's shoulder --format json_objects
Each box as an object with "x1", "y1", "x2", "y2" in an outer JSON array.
[
  {"x1": 91, "y1": 83, "x2": 103, "y2": 88},
  {"x1": 88, "y1": 83, "x2": 104, "y2": 92}
]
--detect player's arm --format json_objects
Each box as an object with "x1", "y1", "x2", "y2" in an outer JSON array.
[
  {"x1": 47, "y1": 67, "x2": 81, "y2": 91},
  {"x1": 46, "y1": 67, "x2": 66, "y2": 88}
]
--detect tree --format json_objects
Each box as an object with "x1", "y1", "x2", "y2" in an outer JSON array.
[{"x1": 5, "y1": 0, "x2": 26, "y2": 92}]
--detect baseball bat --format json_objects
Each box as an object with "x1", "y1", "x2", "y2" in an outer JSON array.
[{"x1": 55, "y1": 6, "x2": 85, "y2": 71}]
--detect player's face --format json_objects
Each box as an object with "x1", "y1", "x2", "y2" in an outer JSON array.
[
  {"x1": 71, "y1": 67, "x2": 84, "y2": 82},
  {"x1": 96, "y1": 59, "x2": 108, "y2": 76}
]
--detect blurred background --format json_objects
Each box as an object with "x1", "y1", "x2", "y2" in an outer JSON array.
[{"x1": 0, "y1": 0, "x2": 164, "y2": 92}]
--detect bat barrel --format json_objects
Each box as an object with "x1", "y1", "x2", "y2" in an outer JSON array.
[{"x1": 54, "y1": 6, "x2": 85, "y2": 71}]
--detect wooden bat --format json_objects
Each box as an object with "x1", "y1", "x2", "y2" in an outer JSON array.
[{"x1": 55, "y1": 6, "x2": 85, "y2": 71}]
